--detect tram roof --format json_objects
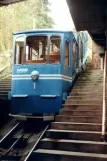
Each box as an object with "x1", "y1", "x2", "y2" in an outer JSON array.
[{"x1": 13, "y1": 29, "x2": 75, "y2": 35}]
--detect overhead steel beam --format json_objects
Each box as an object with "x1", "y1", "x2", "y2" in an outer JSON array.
[{"x1": 66, "y1": 0, "x2": 106, "y2": 47}]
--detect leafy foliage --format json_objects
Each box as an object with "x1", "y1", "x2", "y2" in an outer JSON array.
[{"x1": 0, "y1": 0, "x2": 54, "y2": 55}]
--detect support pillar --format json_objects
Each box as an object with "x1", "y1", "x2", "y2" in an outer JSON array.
[
  {"x1": 101, "y1": 8, "x2": 107, "y2": 140},
  {"x1": 102, "y1": 51, "x2": 107, "y2": 140}
]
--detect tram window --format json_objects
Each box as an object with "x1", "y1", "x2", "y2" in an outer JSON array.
[
  {"x1": 65, "y1": 40, "x2": 69, "y2": 68},
  {"x1": 26, "y1": 36, "x2": 48, "y2": 64},
  {"x1": 49, "y1": 36, "x2": 61, "y2": 64},
  {"x1": 14, "y1": 37, "x2": 24, "y2": 64}
]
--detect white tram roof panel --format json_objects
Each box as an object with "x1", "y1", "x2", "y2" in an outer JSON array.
[{"x1": 13, "y1": 29, "x2": 76, "y2": 35}]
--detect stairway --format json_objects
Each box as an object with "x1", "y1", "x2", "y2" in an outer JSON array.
[
  {"x1": 33, "y1": 70, "x2": 107, "y2": 161},
  {"x1": 0, "y1": 77, "x2": 11, "y2": 125},
  {"x1": 0, "y1": 77, "x2": 11, "y2": 99}
]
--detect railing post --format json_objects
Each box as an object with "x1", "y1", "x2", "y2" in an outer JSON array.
[{"x1": 102, "y1": 51, "x2": 107, "y2": 140}]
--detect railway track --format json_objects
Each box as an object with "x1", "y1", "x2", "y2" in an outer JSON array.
[{"x1": 0, "y1": 119, "x2": 49, "y2": 161}]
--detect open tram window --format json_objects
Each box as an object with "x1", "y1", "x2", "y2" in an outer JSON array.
[
  {"x1": 49, "y1": 36, "x2": 61, "y2": 64},
  {"x1": 64, "y1": 40, "x2": 69, "y2": 68},
  {"x1": 26, "y1": 36, "x2": 48, "y2": 64},
  {"x1": 14, "y1": 37, "x2": 24, "y2": 64}
]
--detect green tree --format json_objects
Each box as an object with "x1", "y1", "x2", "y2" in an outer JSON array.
[{"x1": 0, "y1": 0, "x2": 54, "y2": 54}]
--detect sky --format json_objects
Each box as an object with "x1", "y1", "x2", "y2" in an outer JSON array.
[{"x1": 49, "y1": 0, "x2": 75, "y2": 30}]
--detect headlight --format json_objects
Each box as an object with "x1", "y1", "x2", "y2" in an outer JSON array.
[{"x1": 31, "y1": 71, "x2": 39, "y2": 80}]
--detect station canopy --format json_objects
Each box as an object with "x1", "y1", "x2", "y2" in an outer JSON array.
[
  {"x1": 66, "y1": 0, "x2": 106, "y2": 47},
  {"x1": 0, "y1": 0, "x2": 25, "y2": 6}
]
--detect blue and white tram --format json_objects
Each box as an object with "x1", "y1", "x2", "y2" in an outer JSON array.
[{"x1": 9, "y1": 29, "x2": 88, "y2": 119}]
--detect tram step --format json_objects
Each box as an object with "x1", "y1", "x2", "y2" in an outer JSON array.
[
  {"x1": 34, "y1": 149, "x2": 107, "y2": 161},
  {"x1": 51, "y1": 122, "x2": 105, "y2": 131},
  {"x1": 46, "y1": 129, "x2": 104, "y2": 141}
]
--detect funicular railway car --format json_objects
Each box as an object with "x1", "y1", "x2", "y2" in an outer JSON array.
[{"x1": 9, "y1": 29, "x2": 88, "y2": 120}]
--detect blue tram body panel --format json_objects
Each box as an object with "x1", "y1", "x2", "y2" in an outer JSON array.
[
  {"x1": 9, "y1": 29, "x2": 88, "y2": 117},
  {"x1": 12, "y1": 65, "x2": 63, "y2": 114}
]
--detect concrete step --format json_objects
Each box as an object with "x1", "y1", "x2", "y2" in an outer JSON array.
[
  {"x1": 62, "y1": 104, "x2": 102, "y2": 110},
  {"x1": 46, "y1": 129, "x2": 104, "y2": 141},
  {"x1": 67, "y1": 96, "x2": 103, "y2": 100},
  {"x1": 73, "y1": 86, "x2": 103, "y2": 90},
  {"x1": 76, "y1": 82, "x2": 103, "y2": 85},
  {"x1": 74, "y1": 83, "x2": 103, "y2": 86},
  {"x1": 65, "y1": 100, "x2": 102, "y2": 105},
  {"x1": 76, "y1": 79, "x2": 103, "y2": 81},
  {"x1": 72, "y1": 87, "x2": 102, "y2": 90},
  {"x1": 0, "y1": 88, "x2": 11, "y2": 91},
  {"x1": 59, "y1": 109, "x2": 102, "y2": 116},
  {"x1": 77, "y1": 76, "x2": 103, "y2": 78},
  {"x1": 34, "y1": 149, "x2": 107, "y2": 161},
  {"x1": 78, "y1": 76, "x2": 103, "y2": 78},
  {"x1": 80, "y1": 75, "x2": 103, "y2": 77},
  {"x1": 79, "y1": 76, "x2": 103, "y2": 78},
  {"x1": 56, "y1": 115, "x2": 102, "y2": 123},
  {"x1": 39, "y1": 138, "x2": 107, "y2": 154},
  {"x1": 70, "y1": 92, "x2": 102, "y2": 96},
  {"x1": 0, "y1": 81, "x2": 11, "y2": 84},
  {"x1": 71, "y1": 89, "x2": 103, "y2": 92},
  {"x1": 77, "y1": 80, "x2": 103, "y2": 82},
  {"x1": 77, "y1": 79, "x2": 103, "y2": 82},
  {"x1": 51, "y1": 122, "x2": 104, "y2": 131},
  {"x1": 0, "y1": 91, "x2": 9, "y2": 94}
]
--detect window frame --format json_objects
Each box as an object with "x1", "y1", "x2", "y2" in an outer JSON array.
[
  {"x1": 49, "y1": 35, "x2": 61, "y2": 65},
  {"x1": 14, "y1": 36, "x2": 25, "y2": 65},
  {"x1": 25, "y1": 35, "x2": 49, "y2": 64},
  {"x1": 64, "y1": 39, "x2": 70, "y2": 69}
]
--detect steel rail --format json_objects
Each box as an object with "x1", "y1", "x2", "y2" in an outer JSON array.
[
  {"x1": 24, "y1": 124, "x2": 49, "y2": 161},
  {"x1": 2, "y1": 130, "x2": 24, "y2": 156},
  {"x1": 0, "y1": 121, "x2": 21, "y2": 143}
]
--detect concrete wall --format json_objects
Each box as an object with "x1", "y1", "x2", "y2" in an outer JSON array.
[{"x1": 92, "y1": 41, "x2": 104, "y2": 69}]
